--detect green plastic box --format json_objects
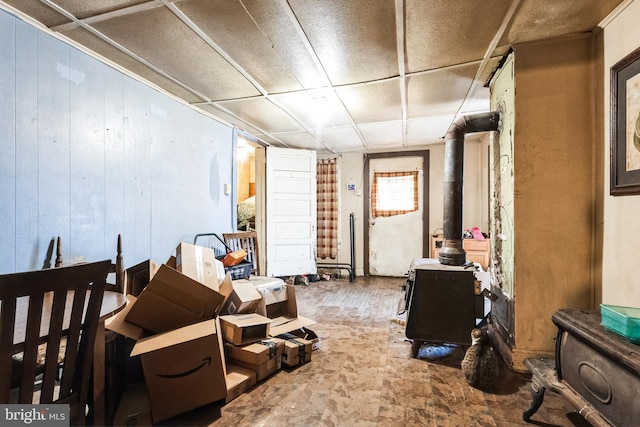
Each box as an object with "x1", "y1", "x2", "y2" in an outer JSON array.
[{"x1": 600, "y1": 304, "x2": 640, "y2": 344}]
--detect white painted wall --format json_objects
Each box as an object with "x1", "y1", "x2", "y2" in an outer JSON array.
[
  {"x1": 324, "y1": 143, "x2": 489, "y2": 278},
  {"x1": 601, "y1": 0, "x2": 640, "y2": 306}
]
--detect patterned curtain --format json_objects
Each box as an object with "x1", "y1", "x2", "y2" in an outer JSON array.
[
  {"x1": 371, "y1": 171, "x2": 418, "y2": 218},
  {"x1": 317, "y1": 158, "x2": 338, "y2": 259}
]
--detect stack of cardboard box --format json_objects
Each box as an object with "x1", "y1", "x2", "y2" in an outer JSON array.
[{"x1": 108, "y1": 242, "x2": 318, "y2": 425}]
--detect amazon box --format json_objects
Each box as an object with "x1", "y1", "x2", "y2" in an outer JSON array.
[
  {"x1": 253, "y1": 279, "x2": 297, "y2": 319},
  {"x1": 124, "y1": 259, "x2": 160, "y2": 297},
  {"x1": 126, "y1": 263, "x2": 224, "y2": 334},
  {"x1": 106, "y1": 300, "x2": 228, "y2": 423},
  {"x1": 219, "y1": 313, "x2": 271, "y2": 345},
  {"x1": 288, "y1": 327, "x2": 320, "y2": 352},
  {"x1": 225, "y1": 338, "x2": 284, "y2": 381},
  {"x1": 219, "y1": 278, "x2": 262, "y2": 315},
  {"x1": 225, "y1": 364, "x2": 257, "y2": 403},
  {"x1": 113, "y1": 382, "x2": 152, "y2": 427},
  {"x1": 175, "y1": 242, "x2": 220, "y2": 291},
  {"x1": 277, "y1": 332, "x2": 313, "y2": 367}
]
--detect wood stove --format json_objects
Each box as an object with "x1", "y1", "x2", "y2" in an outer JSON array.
[
  {"x1": 404, "y1": 258, "x2": 485, "y2": 357},
  {"x1": 523, "y1": 309, "x2": 640, "y2": 426}
]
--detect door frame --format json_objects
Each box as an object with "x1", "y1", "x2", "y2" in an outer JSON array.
[{"x1": 363, "y1": 150, "x2": 430, "y2": 276}]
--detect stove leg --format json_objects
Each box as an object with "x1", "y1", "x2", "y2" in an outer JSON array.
[
  {"x1": 410, "y1": 340, "x2": 422, "y2": 358},
  {"x1": 522, "y1": 378, "x2": 546, "y2": 422}
]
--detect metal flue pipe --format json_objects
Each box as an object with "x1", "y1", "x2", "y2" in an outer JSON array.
[{"x1": 439, "y1": 111, "x2": 501, "y2": 266}]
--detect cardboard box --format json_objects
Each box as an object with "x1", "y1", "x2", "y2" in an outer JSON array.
[
  {"x1": 113, "y1": 382, "x2": 152, "y2": 427},
  {"x1": 249, "y1": 276, "x2": 288, "y2": 305},
  {"x1": 219, "y1": 313, "x2": 272, "y2": 345},
  {"x1": 219, "y1": 279, "x2": 262, "y2": 315},
  {"x1": 224, "y1": 337, "x2": 285, "y2": 366},
  {"x1": 226, "y1": 338, "x2": 284, "y2": 381},
  {"x1": 225, "y1": 364, "x2": 257, "y2": 403},
  {"x1": 106, "y1": 300, "x2": 228, "y2": 423},
  {"x1": 269, "y1": 315, "x2": 316, "y2": 338},
  {"x1": 254, "y1": 281, "x2": 297, "y2": 320},
  {"x1": 125, "y1": 263, "x2": 224, "y2": 334},
  {"x1": 176, "y1": 242, "x2": 220, "y2": 291},
  {"x1": 278, "y1": 333, "x2": 313, "y2": 367},
  {"x1": 288, "y1": 327, "x2": 320, "y2": 352},
  {"x1": 125, "y1": 259, "x2": 160, "y2": 297},
  {"x1": 222, "y1": 249, "x2": 247, "y2": 267},
  {"x1": 251, "y1": 279, "x2": 317, "y2": 338}
]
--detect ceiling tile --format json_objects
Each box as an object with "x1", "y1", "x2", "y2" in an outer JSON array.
[
  {"x1": 3, "y1": 0, "x2": 70, "y2": 27},
  {"x1": 336, "y1": 79, "x2": 402, "y2": 124},
  {"x1": 406, "y1": 63, "x2": 479, "y2": 118},
  {"x1": 174, "y1": 0, "x2": 326, "y2": 94},
  {"x1": 48, "y1": 0, "x2": 149, "y2": 20},
  {"x1": 271, "y1": 88, "x2": 353, "y2": 130},
  {"x1": 268, "y1": 131, "x2": 328, "y2": 151},
  {"x1": 502, "y1": 0, "x2": 625, "y2": 45},
  {"x1": 405, "y1": 0, "x2": 512, "y2": 72},
  {"x1": 90, "y1": 6, "x2": 260, "y2": 101},
  {"x1": 289, "y1": 0, "x2": 399, "y2": 86},
  {"x1": 357, "y1": 121, "x2": 403, "y2": 149},
  {"x1": 309, "y1": 126, "x2": 365, "y2": 153},
  {"x1": 217, "y1": 97, "x2": 303, "y2": 134},
  {"x1": 405, "y1": 115, "x2": 456, "y2": 145},
  {"x1": 460, "y1": 85, "x2": 491, "y2": 114},
  {"x1": 61, "y1": 26, "x2": 206, "y2": 103}
]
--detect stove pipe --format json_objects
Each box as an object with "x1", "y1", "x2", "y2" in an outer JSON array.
[{"x1": 439, "y1": 111, "x2": 501, "y2": 266}]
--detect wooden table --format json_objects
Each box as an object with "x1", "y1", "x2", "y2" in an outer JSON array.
[{"x1": 12, "y1": 290, "x2": 127, "y2": 425}]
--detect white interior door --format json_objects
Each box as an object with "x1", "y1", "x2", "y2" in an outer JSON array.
[
  {"x1": 265, "y1": 147, "x2": 317, "y2": 277},
  {"x1": 368, "y1": 156, "x2": 424, "y2": 276}
]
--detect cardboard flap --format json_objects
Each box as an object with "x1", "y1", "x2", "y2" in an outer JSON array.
[
  {"x1": 105, "y1": 295, "x2": 146, "y2": 340},
  {"x1": 125, "y1": 259, "x2": 160, "y2": 296},
  {"x1": 220, "y1": 313, "x2": 272, "y2": 328},
  {"x1": 225, "y1": 338, "x2": 284, "y2": 365},
  {"x1": 233, "y1": 281, "x2": 262, "y2": 302},
  {"x1": 176, "y1": 242, "x2": 220, "y2": 291},
  {"x1": 251, "y1": 277, "x2": 288, "y2": 305},
  {"x1": 269, "y1": 315, "x2": 316, "y2": 337},
  {"x1": 255, "y1": 283, "x2": 298, "y2": 319},
  {"x1": 126, "y1": 264, "x2": 224, "y2": 333},
  {"x1": 217, "y1": 273, "x2": 234, "y2": 315},
  {"x1": 130, "y1": 319, "x2": 218, "y2": 357}
]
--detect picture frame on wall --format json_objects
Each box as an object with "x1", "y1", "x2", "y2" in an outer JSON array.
[{"x1": 611, "y1": 47, "x2": 640, "y2": 196}]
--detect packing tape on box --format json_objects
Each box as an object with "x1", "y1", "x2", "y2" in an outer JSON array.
[
  {"x1": 195, "y1": 246, "x2": 204, "y2": 283},
  {"x1": 293, "y1": 339, "x2": 308, "y2": 362},
  {"x1": 278, "y1": 333, "x2": 309, "y2": 363},
  {"x1": 259, "y1": 340, "x2": 278, "y2": 359}
]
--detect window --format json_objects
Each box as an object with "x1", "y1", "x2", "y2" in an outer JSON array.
[{"x1": 371, "y1": 171, "x2": 418, "y2": 218}]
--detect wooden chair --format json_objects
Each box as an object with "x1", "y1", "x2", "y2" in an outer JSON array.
[
  {"x1": 52, "y1": 234, "x2": 124, "y2": 293},
  {"x1": 223, "y1": 231, "x2": 260, "y2": 275},
  {"x1": 108, "y1": 234, "x2": 124, "y2": 294},
  {"x1": 0, "y1": 260, "x2": 112, "y2": 426}
]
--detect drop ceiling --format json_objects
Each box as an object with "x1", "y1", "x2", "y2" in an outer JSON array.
[{"x1": 0, "y1": 0, "x2": 626, "y2": 154}]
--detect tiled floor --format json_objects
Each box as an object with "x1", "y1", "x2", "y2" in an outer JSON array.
[{"x1": 161, "y1": 276, "x2": 591, "y2": 427}]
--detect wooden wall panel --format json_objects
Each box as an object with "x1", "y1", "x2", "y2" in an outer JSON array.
[
  {"x1": 37, "y1": 31, "x2": 71, "y2": 267},
  {"x1": 15, "y1": 21, "x2": 39, "y2": 271},
  {"x1": 103, "y1": 66, "x2": 126, "y2": 260},
  {"x1": 0, "y1": 9, "x2": 235, "y2": 273},
  {"x1": 0, "y1": 12, "x2": 16, "y2": 272},
  {"x1": 70, "y1": 48, "x2": 106, "y2": 264}
]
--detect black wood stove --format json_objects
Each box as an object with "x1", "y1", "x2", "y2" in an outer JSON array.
[
  {"x1": 524, "y1": 309, "x2": 640, "y2": 426},
  {"x1": 404, "y1": 258, "x2": 485, "y2": 357}
]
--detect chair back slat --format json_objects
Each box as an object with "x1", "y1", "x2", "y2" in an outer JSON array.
[
  {"x1": 0, "y1": 260, "x2": 111, "y2": 426},
  {"x1": 0, "y1": 298, "x2": 17, "y2": 402},
  {"x1": 223, "y1": 231, "x2": 260, "y2": 275}
]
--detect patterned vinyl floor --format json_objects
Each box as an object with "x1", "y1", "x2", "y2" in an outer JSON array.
[{"x1": 156, "y1": 276, "x2": 592, "y2": 427}]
